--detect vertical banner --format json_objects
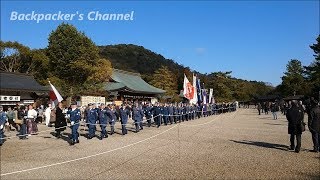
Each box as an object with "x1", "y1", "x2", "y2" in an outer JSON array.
[
  {"x1": 183, "y1": 74, "x2": 194, "y2": 100},
  {"x1": 190, "y1": 74, "x2": 198, "y2": 104},
  {"x1": 196, "y1": 78, "x2": 202, "y2": 104},
  {"x1": 209, "y1": 88, "x2": 213, "y2": 103},
  {"x1": 203, "y1": 89, "x2": 207, "y2": 105}
]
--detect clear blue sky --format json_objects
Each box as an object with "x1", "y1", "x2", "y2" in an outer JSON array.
[{"x1": 1, "y1": 0, "x2": 319, "y2": 86}]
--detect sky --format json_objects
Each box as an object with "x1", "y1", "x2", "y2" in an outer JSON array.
[{"x1": 1, "y1": 0, "x2": 319, "y2": 86}]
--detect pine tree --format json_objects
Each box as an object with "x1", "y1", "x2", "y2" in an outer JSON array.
[
  {"x1": 150, "y1": 66, "x2": 178, "y2": 96},
  {"x1": 46, "y1": 23, "x2": 112, "y2": 96}
]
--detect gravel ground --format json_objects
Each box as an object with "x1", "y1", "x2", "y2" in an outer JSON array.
[{"x1": 1, "y1": 108, "x2": 319, "y2": 179}]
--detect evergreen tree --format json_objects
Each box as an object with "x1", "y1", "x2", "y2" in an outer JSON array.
[
  {"x1": 281, "y1": 59, "x2": 309, "y2": 96},
  {"x1": 150, "y1": 66, "x2": 178, "y2": 96},
  {"x1": 46, "y1": 23, "x2": 112, "y2": 96},
  {"x1": 305, "y1": 35, "x2": 320, "y2": 99}
]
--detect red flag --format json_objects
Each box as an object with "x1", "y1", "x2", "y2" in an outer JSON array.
[
  {"x1": 183, "y1": 74, "x2": 194, "y2": 100},
  {"x1": 49, "y1": 81, "x2": 63, "y2": 108}
]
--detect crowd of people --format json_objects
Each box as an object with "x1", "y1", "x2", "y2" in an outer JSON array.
[
  {"x1": 2, "y1": 98, "x2": 318, "y2": 154},
  {"x1": 0, "y1": 101, "x2": 237, "y2": 146},
  {"x1": 256, "y1": 98, "x2": 320, "y2": 153}
]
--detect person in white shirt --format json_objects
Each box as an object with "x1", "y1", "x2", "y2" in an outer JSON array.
[
  {"x1": 45, "y1": 104, "x2": 52, "y2": 126},
  {"x1": 27, "y1": 105, "x2": 38, "y2": 135}
]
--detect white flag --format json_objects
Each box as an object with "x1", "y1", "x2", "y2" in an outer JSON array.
[
  {"x1": 190, "y1": 74, "x2": 198, "y2": 104},
  {"x1": 49, "y1": 81, "x2": 63, "y2": 108},
  {"x1": 209, "y1": 88, "x2": 213, "y2": 103}
]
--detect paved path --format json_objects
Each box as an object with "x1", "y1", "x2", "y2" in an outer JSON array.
[{"x1": 1, "y1": 109, "x2": 319, "y2": 179}]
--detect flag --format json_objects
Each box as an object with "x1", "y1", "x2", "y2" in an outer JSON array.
[
  {"x1": 190, "y1": 74, "x2": 198, "y2": 104},
  {"x1": 196, "y1": 78, "x2": 202, "y2": 104},
  {"x1": 203, "y1": 90, "x2": 207, "y2": 105},
  {"x1": 49, "y1": 81, "x2": 63, "y2": 108},
  {"x1": 209, "y1": 88, "x2": 213, "y2": 103},
  {"x1": 183, "y1": 74, "x2": 194, "y2": 100}
]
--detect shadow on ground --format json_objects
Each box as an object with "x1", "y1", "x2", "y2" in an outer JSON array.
[
  {"x1": 264, "y1": 123, "x2": 285, "y2": 126},
  {"x1": 230, "y1": 140, "x2": 289, "y2": 151}
]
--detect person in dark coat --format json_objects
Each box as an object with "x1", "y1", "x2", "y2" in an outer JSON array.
[
  {"x1": 55, "y1": 102, "x2": 67, "y2": 139},
  {"x1": 97, "y1": 103, "x2": 108, "y2": 140},
  {"x1": 257, "y1": 103, "x2": 262, "y2": 115},
  {"x1": 18, "y1": 106, "x2": 28, "y2": 140},
  {"x1": 132, "y1": 104, "x2": 140, "y2": 133},
  {"x1": 168, "y1": 103, "x2": 174, "y2": 124},
  {"x1": 308, "y1": 99, "x2": 320, "y2": 152},
  {"x1": 162, "y1": 104, "x2": 169, "y2": 125},
  {"x1": 286, "y1": 100, "x2": 305, "y2": 153},
  {"x1": 120, "y1": 104, "x2": 129, "y2": 135},
  {"x1": 152, "y1": 102, "x2": 163, "y2": 128},
  {"x1": 143, "y1": 103, "x2": 152, "y2": 127},
  {"x1": 270, "y1": 102, "x2": 278, "y2": 120}
]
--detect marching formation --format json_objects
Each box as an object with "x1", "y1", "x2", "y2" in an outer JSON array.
[{"x1": 0, "y1": 101, "x2": 237, "y2": 146}]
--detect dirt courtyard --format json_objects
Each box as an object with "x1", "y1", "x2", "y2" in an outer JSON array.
[{"x1": 1, "y1": 108, "x2": 319, "y2": 179}]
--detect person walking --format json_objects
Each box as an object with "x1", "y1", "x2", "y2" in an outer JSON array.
[
  {"x1": 119, "y1": 104, "x2": 129, "y2": 135},
  {"x1": 86, "y1": 103, "x2": 98, "y2": 139},
  {"x1": 55, "y1": 102, "x2": 67, "y2": 139},
  {"x1": 6, "y1": 107, "x2": 19, "y2": 131},
  {"x1": 308, "y1": 99, "x2": 320, "y2": 152},
  {"x1": 97, "y1": 103, "x2": 108, "y2": 140},
  {"x1": 67, "y1": 102, "x2": 81, "y2": 145},
  {"x1": 286, "y1": 100, "x2": 305, "y2": 153},
  {"x1": 0, "y1": 106, "x2": 8, "y2": 146},
  {"x1": 270, "y1": 102, "x2": 278, "y2": 120},
  {"x1": 26, "y1": 105, "x2": 38, "y2": 135},
  {"x1": 18, "y1": 106, "x2": 28, "y2": 140},
  {"x1": 45, "y1": 104, "x2": 52, "y2": 126},
  {"x1": 257, "y1": 103, "x2": 262, "y2": 115}
]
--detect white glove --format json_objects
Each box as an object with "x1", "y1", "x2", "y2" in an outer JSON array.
[
  {"x1": 13, "y1": 119, "x2": 16, "y2": 121},
  {"x1": 71, "y1": 121, "x2": 75, "y2": 126},
  {"x1": 0, "y1": 124, "x2": 3, "y2": 129}
]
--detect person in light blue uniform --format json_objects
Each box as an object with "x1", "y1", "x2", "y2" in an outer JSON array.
[
  {"x1": 119, "y1": 104, "x2": 129, "y2": 135},
  {"x1": 0, "y1": 106, "x2": 7, "y2": 146},
  {"x1": 86, "y1": 103, "x2": 98, "y2": 139},
  {"x1": 98, "y1": 103, "x2": 108, "y2": 140},
  {"x1": 67, "y1": 102, "x2": 81, "y2": 145}
]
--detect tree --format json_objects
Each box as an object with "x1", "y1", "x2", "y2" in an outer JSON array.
[
  {"x1": 150, "y1": 66, "x2": 178, "y2": 96},
  {"x1": 29, "y1": 49, "x2": 50, "y2": 85},
  {"x1": 281, "y1": 59, "x2": 309, "y2": 96},
  {"x1": 0, "y1": 41, "x2": 32, "y2": 73},
  {"x1": 46, "y1": 23, "x2": 112, "y2": 96},
  {"x1": 305, "y1": 35, "x2": 320, "y2": 99}
]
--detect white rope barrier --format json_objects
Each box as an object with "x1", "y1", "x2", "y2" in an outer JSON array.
[{"x1": 0, "y1": 109, "x2": 236, "y2": 177}]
